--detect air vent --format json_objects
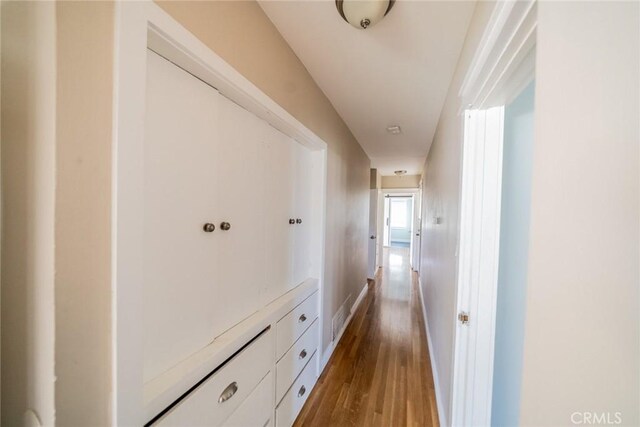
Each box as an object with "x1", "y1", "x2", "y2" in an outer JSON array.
[{"x1": 386, "y1": 125, "x2": 402, "y2": 135}]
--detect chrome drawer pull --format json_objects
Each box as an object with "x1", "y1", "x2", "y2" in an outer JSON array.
[
  {"x1": 218, "y1": 382, "x2": 238, "y2": 403},
  {"x1": 298, "y1": 314, "x2": 307, "y2": 323},
  {"x1": 298, "y1": 385, "x2": 306, "y2": 398},
  {"x1": 299, "y1": 349, "x2": 307, "y2": 360}
]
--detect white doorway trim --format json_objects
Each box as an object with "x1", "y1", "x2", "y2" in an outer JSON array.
[
  {"x1": 412, "y1": 187, "x2": 422, "y2": 273},
  {"x1": 451, "y1": 1, "x2": 537, "y2": 426},
  {"x1": 378, "y1": 188, "x2": 420, "y2": 266},
  {"x1": 367, "y1": 188, "x2": 379, "y2": 279},
  {"x1": 112, "y1": 2, "x2": 328, "y2": 424}
]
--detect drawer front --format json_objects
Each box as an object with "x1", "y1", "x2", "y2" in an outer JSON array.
[
  {"x1": 154, "y1": 329, "x2": 273, "y2": 426},
  {"x1": 275, "y1": 319, "x2": 318, "y2": 403},
  {"x1": 276, "y1": 291, "x2": 319, "y2": 360},
  {"x1": 223, "y1": 372, "x2": 273, "y2": 427},
  {"x1": 275, "y1": 352, "x2": 318, "y2": 427}
]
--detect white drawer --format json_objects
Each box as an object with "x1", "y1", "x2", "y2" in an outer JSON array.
[
  {"x1": 276, "y1": 291, "x2": 318, "y2": 360},
  {"x1": 275, "y1": 352, "x2": 317, "y2": 427},
  {"x1": 275, "y1": 319, "x2": 318, "y2": 403},
  {"x1": 223, "y1": 372, "x2": 273, "y2": 427},
  {"x1": 153, "y1": 328, "x2": 274, "y2": 426}
]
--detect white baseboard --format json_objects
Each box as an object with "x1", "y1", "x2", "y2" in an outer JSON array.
[
  {"x1": 418, "y1": 276, "x2": 448, "y2": 427},
  {"x1": 352, "y1": 281, "x2": 368, "y2": 313},
  {"x1": 320, "y1": 281, "x2": 368, "y2": 371}
]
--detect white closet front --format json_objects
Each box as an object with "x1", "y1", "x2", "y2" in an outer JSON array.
[{"x1": 143, "y1": 49, "x2": 315, "y2": 383}]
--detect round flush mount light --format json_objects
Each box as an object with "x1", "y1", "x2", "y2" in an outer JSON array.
[
  {"x1": 394, "y1": 170, "x2": 407, "y2": 176},
  {"x1": 335, "y1": 0, "x2": 395, "y2": 30}
]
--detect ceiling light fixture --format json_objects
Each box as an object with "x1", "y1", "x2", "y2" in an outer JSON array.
[
  {"x1": 335, "y1": 0, "x2": 395, "y2": 30},
  {"x1": 394, "y1": 170, "x2": 407, "y2": 176},
  {"x1": 386, "y1": 125, "x2": 402, "y2": 135}
]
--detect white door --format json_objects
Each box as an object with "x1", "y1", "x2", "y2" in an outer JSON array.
[
  {"x1": 451, "y1": 106, "x2": 505, "y2": 426},
  {"x1": 262, "y1": 124, "x2": 296, "y2": 303},
  {"x1": 383, "y1": 196, "x2": 390, "y2": 246},
  {"x1": 143, "y1": 50, "x2": 225, "y2": 381},
  {"x1": 376, "y1": 190, "x2": 384, "y2": 267},
  {"x1": 411, "y1": 192, "x2": 422, "y2": 272},
  {"x1": 216, "y1": 93, "x2": 267, "y2": 330},
  {"x1": 367, "y1": 189, "x2": 378, "y2": 278},
  {"x1": 292, "y1": 142, "x2": 314, "y2": 287}
]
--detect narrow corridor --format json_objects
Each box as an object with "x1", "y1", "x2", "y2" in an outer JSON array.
[{"x1": 293, "y1": 247, "x2": 439, "y2": 426}]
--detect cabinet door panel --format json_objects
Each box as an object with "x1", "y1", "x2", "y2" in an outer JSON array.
[
  {"x1": 143, "y1": 50, "x2": 224, "y2": 381},
  {"x1": 293, "y1": 144, "x2": 314, "y2": 287},
  {"x1": 262, "y1": 126, "x2": 296, "y2": 303},
  {"x1": 215, "y1": 95, "x2": 267, "y2": 332}
]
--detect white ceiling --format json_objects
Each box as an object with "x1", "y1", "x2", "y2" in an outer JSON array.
[{"x1": 259, "y1": 0, "x2": 476, "y2": 175}]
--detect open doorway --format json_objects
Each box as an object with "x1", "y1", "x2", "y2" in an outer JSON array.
[
  {"x1": 383, "y1": 196, "x2": 413, "y2": 248},
  {"x1": 380, "y1": 191, "x2": 421, "y2": 270}
]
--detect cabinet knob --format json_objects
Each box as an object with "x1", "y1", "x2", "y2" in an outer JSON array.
[
  {"x1": 298, "y1": 385, "x2": 306, "y2": 398},
  {"x1": 296, "y1": 218, "x2": 302, "y2": 224},
  {"x1": 220, "y1": 222, "x2": 231, "y2": 231},
  {"x1": 289, "y1": 218, "x2": 296, "y2": 225},
  {"x1": 299, "y1": 349, "x2": 307, "y2": 360},
  {"x1": 298, "y1": 313, "x2": 307, "y2": 323},
  {"x1": 203, "y1": 223, "x2": 216, "y2": 232}
]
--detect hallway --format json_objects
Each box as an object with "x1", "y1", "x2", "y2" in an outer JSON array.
[{"x1": 293, "y1": 247, "x2": 439, "y2": 426}]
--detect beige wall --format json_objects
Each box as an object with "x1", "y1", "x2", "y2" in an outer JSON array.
[
  {"x1": 54, "y1": 2, "x2": 114, "y2": 425},
  {"x1": 418, "y1": 3, "x2": 494, "y2": 423},
  {"x1": 381, "y1": 174, "x2": 421, "y2": 189},
  {"x1": 1, "y1": 2, "x2": 57, "y2": 425},
  {"x1": 157, "y1": 0, "x2": 371, "y2": 355},
  {"x1": 420, "y1": 1, "x2": 639, "y2": 425},
  {"x1": 520, "y1": 2, "x2": 639, "y2": 425}
]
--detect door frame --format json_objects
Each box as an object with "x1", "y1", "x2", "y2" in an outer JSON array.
[
  {"x1": 112, "y1": 2, "x2": 328, "y2": 424},
  {"x1": 412, "y1": 185, "x2": 422, "y2": 273},
  {"x1": 451, "y1": 1, "x2": 537, "y2": 426},
  {"x1": 378, "y1": 188, "x2": 419, "y2": 262},
  {"x1": 376, "y1": 188, "x2": 384, "y2": 268},
  {"x1": 367, "y1": 188, "x2": 379, "y2": 279}
]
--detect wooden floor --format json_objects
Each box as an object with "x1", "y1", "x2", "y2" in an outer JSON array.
[{"x1": 293, "y1": 247, "x2": 439, "y2": 427}]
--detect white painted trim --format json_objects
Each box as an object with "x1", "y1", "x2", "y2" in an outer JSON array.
[
  {"x1": 451, "y1": 107, "x2": 505, "y2": 427},
  {"x1": 351, "y1": 281, "x2": 369, "y2": 314},
  {"x1": 451, "y1": 109, "x2": 505, "y2": 427},
  {"x1": 418, "y1": 276, "x2": 447, "y2": 427},
  {"x1": 381, "y1": 188, "x2": 420, "y2": 194},
  {"x1": 459, "y1": 0, "x2": 537, "y2": 111},
  {"x1": 319, "y1": 282, "x2": 368, "y2": 371},
  {"x1": 450, "y1": 2, "x2": 537, "y2": 425},
  {"x1": 458, "y1": 1, "x2": 517, "y2": 98},
  {"x1": 112, "y1": 2, "x2": 328, "y2": 424},
  {"x1": 314, "y1": 147, "x2": 329, "y2": 381}
]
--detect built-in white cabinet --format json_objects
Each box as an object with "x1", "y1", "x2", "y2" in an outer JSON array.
[
  {"x1": 144, "y1": 50, "x2": 228, "y2": 382},
  {"x1": 153, "y1": 330, "x2": 274, "y2": 427},
  {"x1": 141, "y1": 49, "x2": 321, "y2": 426},
  {"x1": 113, "y1": 7, "x2": 327, "y2": 426}
]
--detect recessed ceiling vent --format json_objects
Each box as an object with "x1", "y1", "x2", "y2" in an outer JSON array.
[{"x1": 386, "y1": 125, "x2": 402, "y2": 135}]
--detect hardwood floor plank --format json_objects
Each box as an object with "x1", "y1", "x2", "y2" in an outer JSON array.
[{"x1": 292, "y1": 247, "x2": 439, "y2": 427}]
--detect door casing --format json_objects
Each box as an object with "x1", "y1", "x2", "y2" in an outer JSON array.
[{"x1": 450, "y1": 1, "x2": 538, "y2": 426}]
